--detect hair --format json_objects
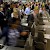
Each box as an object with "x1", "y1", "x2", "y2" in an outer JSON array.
[
  {"x1": 0, "y1": 7, "x2": 3, "y2": 11},
  {"x1": 9, "y1": 18, "x2": 20, "y2": 27},
  {"x1": 13, "y1": 8, "x2": 19, "y2": 16}
]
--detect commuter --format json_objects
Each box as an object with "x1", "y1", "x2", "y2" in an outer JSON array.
[
  {"x1": 23, "y1": 3, "x2": 26, "y2": 11},
  {"x1": 5, "y1": 4, "x2": 12, "y2": 20},
  {"x1": 33, "y1": 6, "x2": 40, "y2": 25},
  {"x1": 39, "y1": 8, "x2": 43, "y2": 14},
  {"x1": 0, "y1": 7, "x2": 9, "y2": 40},
  {"x1": 45, "y1": 3, "x2": 49, "y2": 12},
  {"x1": 0, "y1": 7, "x2": 7, "y2": 29},
  {"x1": 18, "y1": 5, "x2": 24, "y2": 15},
  {"x1": 11, "y1": 8, "x2": 20, "y2": 21},
  {"x1": 42, "y1": 7, "x2": 50, "y2": 17},
  {"x1": 16, "y1": 2, "x2": 19, "y2": 8},
  {"x1": 27, "y1": 5, "x2": 39, "y2": 24},
  {"x1": 49, "y1": 3, "x2": 50, "y2": 15},
  {"x1": 24, "y1": 3, "x2": 31, "y2": 15},
  {"x1": 3, "y1": 2, "x2": 9, "y2": 12},
  {"x1": 31, "y1": 2, "x2": 34, "y2": 10},
  {"x1": 27, "y1": 5, "x2": 39, "y2": 36},
  {"x1": 33, "y1": 6, "x2": 39, "y2": 17},
  {"x1": 3, "y1": 19, "x2": 20, "y2": 46},
  {"x1": 42, "y1": 2, "x2": 45, "y2": 8},
  {"x1": 38, "y1": 2, "x2": 41, "y2": 8}
]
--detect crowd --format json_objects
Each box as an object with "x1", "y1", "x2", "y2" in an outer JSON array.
[{"x1": 0, "y1": 1, "x2": 50, "y2": 47}]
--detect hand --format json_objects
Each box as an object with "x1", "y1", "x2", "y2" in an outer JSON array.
[{"x1": 21, "y1": 32, "x2": 28, "y2": 36}]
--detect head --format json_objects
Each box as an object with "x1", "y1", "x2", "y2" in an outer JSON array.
[
  {"x1": 13, "y1": 8, "x2": 19, "y2": 18},
  {"x1": 42, "y1": 7, "x2": 46, "y2": 11},
  {"x1": 40, "y1": 7, "x2": 42, "y2": 10},
  {"x1": 0, "y1": 7, "x2": 3, "y2": 12},
  {"x1": 34, "y1": 6, "x2": 39, "y2": 14},
  {"x1": 26, "y1": 3, "x2": 30, "y2": 8},
  {"x1": 16, "y1": 2, "x2": 19, "y2": 8},
  {"x1": 13, "y1": 8, "x2": 18, "y2": 12},
  {"x1": 18, "y1": 5, "x2": 22, "y2": 10}
]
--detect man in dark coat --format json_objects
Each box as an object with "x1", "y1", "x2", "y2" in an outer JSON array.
[{"x1": 0, "y1": 7, "x2": 5, "y2": 27}]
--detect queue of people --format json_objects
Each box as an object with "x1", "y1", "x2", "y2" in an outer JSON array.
[{"x1": 0, "y1": 1, "x2": 50, "y2": 48}]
